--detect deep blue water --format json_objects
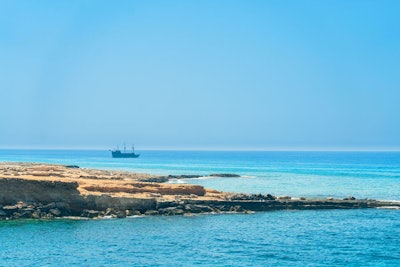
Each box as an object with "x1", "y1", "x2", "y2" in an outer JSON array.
[{"x1": 1, "y1": 150, "x2": 400, "y2": 266}]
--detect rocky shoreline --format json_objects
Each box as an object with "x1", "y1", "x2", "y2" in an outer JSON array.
[
  {"x1": 1, "y1": 195, "x2": 399, "y2": 220},
  {"x1": 0, "y1": 162, "x2": 399, "y2": 220}
]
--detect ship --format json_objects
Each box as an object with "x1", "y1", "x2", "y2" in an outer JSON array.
[{"x1": 111, "y1": 144, "x2": 140, "y2": 158}]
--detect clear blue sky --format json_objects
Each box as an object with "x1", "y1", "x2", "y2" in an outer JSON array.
[{"x1": 1, "y1": 0, "x2": 399, "y2": 150}]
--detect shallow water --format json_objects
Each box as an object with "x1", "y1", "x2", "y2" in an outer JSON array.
[{"x1": 0, "y1": 150, "x2": 399, "y2": 266}]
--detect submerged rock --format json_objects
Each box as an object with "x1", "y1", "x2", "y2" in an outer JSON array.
[
  {"x1": 277, "y1": 196, "x2": 291, "y2": 200},
  {"x1": 140, "y1": 177, "x2": 169, "y2": 183},
  {"x1": 209, "y1": 174, "x2": 240, "y2": 177},
  {"x1": 167, "y1": 175, "x2": 202, "y2": 179},
  {"x1": 65, "y1": 165, "x2": 79, "y2": 169}
]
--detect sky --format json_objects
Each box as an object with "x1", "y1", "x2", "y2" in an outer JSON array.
[{"x1": 1, "y1": 0, "x2": 399, "y2": 150}]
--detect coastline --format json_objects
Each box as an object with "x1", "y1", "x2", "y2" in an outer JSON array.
[{"x1": 1, "y1": 162, "x2": 399, "y2": 220}]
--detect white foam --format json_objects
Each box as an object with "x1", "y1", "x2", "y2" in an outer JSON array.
[{"x1": 376, "y1": 206, "x2": 400, "y2": 210}]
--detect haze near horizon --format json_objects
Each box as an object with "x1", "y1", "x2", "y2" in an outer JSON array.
[{"x1": 1, "y1": 1, "x2": 399, "y2": 150}]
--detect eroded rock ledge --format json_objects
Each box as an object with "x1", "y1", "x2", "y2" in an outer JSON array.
[{"x1": 0, "y1": 162, "x2": 399, "y2": 220}]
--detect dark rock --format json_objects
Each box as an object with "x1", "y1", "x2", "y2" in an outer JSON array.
[
  {"x1": 158, "y1": 207, "x2": 176, "y2": 215},
  {"x1": 217, "y1": 205, "x2": 231, "y2": 212},
  {"x1": 159, "y1": 207, "x2": 185, "y2": 215},
  {"x1": 18, "y1": 211, "x2": 32, "y2": 219},
  {"x1": 227, "y1": 193, "x2": 249, "y2": 201},
  {"x1": 41, "y1": 212, "x2": 54, "y2": 219},
  {"x1": 125, "y1": 209, "x2": 134, "y2": 216},
  {"x1": 49, "y1": 208, "x2": 62, "y2": 217},
  {"x1": 265, "y1": 194, "x2": 276, "y2": 200},
  {"x1": 157, "y1": 201, "x2": 178, "y2": 209},
  {"x1": 12, "y1": 212, "x2": 21, "y2": 219},
  {"x1": 173, "y1": 209, "x2": 184, "y2": 215},
  {"x1": 102, "y1": 208, "x2": 125, "y2": 218},
  {"x1": 20, "y1": 208, "x2": 35, "y2": 218},
  {"x1": 31, "y1": 210, "x2": 41, "y2": 219},
  {"x1": 0, "y1": 210, "x2": 7, "y2": 219},
  {"x1": 209, "y1": 173, "x2": 240, "y2": 177},
  {"x1": 247, "y1": 193, "x2": 275, "y2": 201},
  {"x1": 132, "y1": 210, "x2": 142, "y2": 216},
  {"x1": 167, "y1": 175, "x2": 202, "y2": 179},
  {"x1": 104, "y1": 208, "x2": 114, "y2": 216},
  {"x1": 212, "y1": 207, "x2": 222, "y2": 213},
  {"x1": 125, "y1": 209, "x2": 143, "y2": 216},
  {"x1": 230, "y1": 205, "x2": 245, "y2": 212},
  {"x1": 2, "y1": 205, "x2": 19, "y2": 215},
  {"x1": 40, "y1": 202, "x2": 56, "y2": 211},
  {"x1": 144, "y1": 210, "x2": 159, "y2": 216},
  {"x1": 141, "y1": 177, "x2": 169, "y2": 183},
  {"x1": 55, "y1": 202, "x2": 70, "y2": 210},
  {"x1": 81, "y1": 210, "x2": 99, "y2": 218},
  {"x1": 116, "y1": 210, "x2": 126, "y2": 218},
  {"x1": 65, "y1": 165, "x2": 79, "y2": 168},
  {"x1": 184, "y1": 204, "x2": 214, "y2": 213}
]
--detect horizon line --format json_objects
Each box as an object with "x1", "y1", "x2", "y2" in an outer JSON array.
[{"x1": 1, "y1": 145, "x2": 400, "y2": 152}]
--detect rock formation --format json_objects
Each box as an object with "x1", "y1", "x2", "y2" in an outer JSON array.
[{"x1": 0, "y1": 162, "x2": 399, "y2": 220}]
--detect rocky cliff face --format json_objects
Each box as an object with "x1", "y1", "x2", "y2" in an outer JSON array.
[
  {"x1": 0, "y1": 163, "x2": 214, "y2": 216},
  {"x1": 0, "y1": 178, "x2": 159, "y2": 212},
  {"x1": 0, "y1": 178, "x2": 84, "y2": 208}
]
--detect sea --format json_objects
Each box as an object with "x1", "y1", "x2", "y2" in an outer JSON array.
[{"x1": 0, "y1": 150, "x2": 399, "y2": 266}]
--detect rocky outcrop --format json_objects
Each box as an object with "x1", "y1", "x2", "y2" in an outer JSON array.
[
  {"x1": 166, "y1": 175, "x2": 202, "y2": 179},
  {"x1": 1, "y1": 192, "x2": 400, "y2": 220},
  {"x1": 1, "y1": 162, "x2": 399, "y2": 220}
]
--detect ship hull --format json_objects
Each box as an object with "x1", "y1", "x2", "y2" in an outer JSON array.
[{"x1": 111, "y1": 151, "x2": 140, "y2": 158}]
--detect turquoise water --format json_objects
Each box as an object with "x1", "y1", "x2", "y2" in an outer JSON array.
[
  {"x1": 1, "y1": 150, "x2": 400, "y2": 266},
  {"x1": 1, "y1": 150, "x2": 399, "y2": 199}
]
